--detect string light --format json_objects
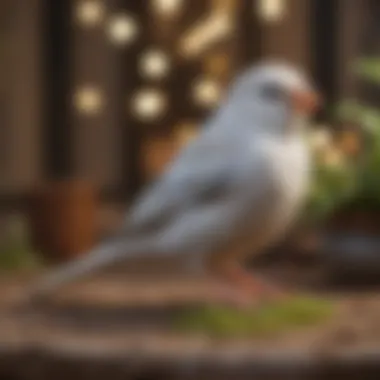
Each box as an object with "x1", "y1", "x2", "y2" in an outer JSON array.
[
  {"x1": 139, "y1": 49, "x2": 170, "y2": 80},
  {"x1": 256, "y1": 0, "x2": 286, "y2": 23},
  {"x1": 107, "y1": 13, "x2": 139, "y2": 46},
  {"x1": 192, "y1": 77, "x2": 222, "y2": 108},
  {"x1": 179, "y1": 13, "x2": 232, "y2": 58},
  {"x1": 131, "y1": 89, "x2": 167, "y2": 121},
  {"x1": 151, "y1": 0, "x2": 183, "y2": 18},
  {"x1": 75, "y1": 0, "x2": 105, "y2": 27},
  {"x1": 74, "y1": 87, "x2": 104, "y2": 115}
]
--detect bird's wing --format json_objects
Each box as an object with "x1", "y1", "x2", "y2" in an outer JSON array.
[
  {"x1": 124, "y1": 135, "x2": 257, "y2": 235},
  {"x1": 29, "y1": 139, "x2": 272, "y2": 300}
]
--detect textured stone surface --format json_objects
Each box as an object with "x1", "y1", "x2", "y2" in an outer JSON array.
[{"x1": 1, "y1": 271, "x2": 380, "y2": 379}]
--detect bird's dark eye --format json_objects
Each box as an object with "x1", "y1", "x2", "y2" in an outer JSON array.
[{"x1": 259, "y1": 83, "x2": 283, "y2": 101}]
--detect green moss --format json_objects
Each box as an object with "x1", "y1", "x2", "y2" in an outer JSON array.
[
  {"x1": 0, "y1": 242, "x2": 42, "y2": 272},
  {"x1": 0, "y1": 216, "x2": 43, "y2": 273},
  {"x1": 175, "y1": 296, "x2": 334, "y2": 338}
]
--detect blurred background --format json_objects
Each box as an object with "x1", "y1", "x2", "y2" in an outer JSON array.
[
  {"x1": 0, "y1": 0, "x2": 364, "y2": 201},
  {"x1": 0, "y1": 0, "x2": 375, "y2": 254},
  {"x1": 3, "y1": 1, "x2": 380, "y2": 378}
]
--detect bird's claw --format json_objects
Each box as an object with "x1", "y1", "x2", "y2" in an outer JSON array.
[{"x1": 208, "y1": 274, "x2": 290, "y2": 309}]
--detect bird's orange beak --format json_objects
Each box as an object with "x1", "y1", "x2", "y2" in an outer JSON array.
[{"x1": 291, "y1": 89, "x2": 321, "y2": 115}]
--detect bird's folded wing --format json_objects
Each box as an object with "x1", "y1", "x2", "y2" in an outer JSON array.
[{"x1": 124, "y1": 138, "x2": 256, "y2": 235}]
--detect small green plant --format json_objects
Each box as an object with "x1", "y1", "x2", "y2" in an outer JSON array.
[
  {"x1": 302, "y1": 127, "x2": 359, "y2": 223},
  {"x1": 0, "y1": 215, "x2": 42, "y2": 272},
  {"x1": 175, "y1": 296, "x2": 334, "y2": 338},
  {"x1": 336, "y1": 57, "x2": 380, "y2": 209},
  {"x1": 302, "y1": 56, "x2": 380, "y2": 223}
]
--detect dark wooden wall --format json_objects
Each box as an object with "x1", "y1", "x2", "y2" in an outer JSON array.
[
  {"x1": 0, "y1": 0, "x2": 43, "y2": 198},
  {"x1": 0, "y1": 0, "x2": 366, "y2": 207}
]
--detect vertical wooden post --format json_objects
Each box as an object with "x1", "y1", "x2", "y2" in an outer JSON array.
[
  {"x1": 336, "y1": 0, "x2": 366, "y2": 99},
  {"x1": 1, "y1": 0, "x2": 43, "y2": 193},
  {"x1": 69, "y1": 0, "x2": 122, "y2": 196},
  {"x1": 259, "y1": 0, "x2": 312, "y2": 72}
]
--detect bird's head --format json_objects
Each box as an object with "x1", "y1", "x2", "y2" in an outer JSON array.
[{"x1": 224, "y1": 61, "x2": 321, "y2": 137}]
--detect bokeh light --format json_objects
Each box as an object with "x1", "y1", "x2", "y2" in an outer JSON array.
[
  {"x1": 75, "y1": 0, "x2": 105, "y2": 27},
  {"x1": 179, "y1": 14, "x2": 232, "y2": 58},
  {"x1": 256, "y1": 0, "x2": 286, "y2": 23},
  {"x1": 192, "y1": 77, "x2": 222, "y2": 107},
  {"x1": 151, "y1": 0, "x2": 183, "y2": 18},
  {"x1": 139, "y1": 49, "x2": 170, "y2": 80},
  {"x1": 131, "y1": 89, "x2": 167, "y2": 121},
  {"x1": 74, "y1": 86, "x2": 104, "y2": 115},
  {"x1": 107, "y1": 13, "x2": 139, "y2": 46}
]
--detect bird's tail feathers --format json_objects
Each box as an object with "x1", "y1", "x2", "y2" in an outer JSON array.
[{"x1": 29, "y1": 237, "x2": 154, "y2": 301}]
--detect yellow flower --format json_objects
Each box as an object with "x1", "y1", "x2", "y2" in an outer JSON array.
[
  {"x1": 308, "y1": 127, "x2": 332, "y2": 152},
  {"x1": 338, "y1": 130, "x2": 361, "y2": 157},
  {"x1": 320, "y1": 146, "x2": 345, "y2": 169}
]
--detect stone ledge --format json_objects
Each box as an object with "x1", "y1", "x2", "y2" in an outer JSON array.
[
  {"x1": 2, "y1": 344, "x2": 380, "y2": 380},
  {"x1": 2, "y1": 275, "x2": 380, "y2": 379}
]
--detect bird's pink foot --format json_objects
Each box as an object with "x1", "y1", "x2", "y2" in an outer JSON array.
[
  {"x1": 209, "y1": 263, "x2": 288, "y2": 308},
  {"x1": 208, "y1": 283, "x2": 254, "y2": 308}
]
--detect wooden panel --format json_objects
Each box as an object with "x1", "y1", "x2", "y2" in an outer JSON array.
[
  {"x1": 354, "y1": 0, "x2": 380, "y2": 104},
  {"x1": 336, "y1": 0, "x2": 366, "y2": 98},
  {"x1": 259, "y1": 0, "x2": 312, "y2": 72},
  {"x1": 70, "y1": 0, "x2": 122, "y2": 194},
  {"x1": 1, "y1": 0, "x2": 43, "y2": 192}
]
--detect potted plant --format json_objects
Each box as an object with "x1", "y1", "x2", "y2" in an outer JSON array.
[
  {"x1": 27, "y1": 180, "x2": 98, "y2": 263},
  {"x1": 293, "y1": 57, "x2": 380, "y2": 234},
  {"x1": 289, "y1": 58, "x2": 380, "y2": 278},
  {"x1": 275, "y1": 124, "x2": 360, "y2": 260},
  {"x1": 324, "y1": 58, "x2": 380, "y2": 234}
]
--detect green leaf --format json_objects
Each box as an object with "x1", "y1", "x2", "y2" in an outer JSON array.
[
  {"x1": 0, "y1": 216, "x2": 43, "y2": 272},
  {"x1": 354, "y1": 57, "x2": 380, "y2": 84},
  {"x1": 175, "y1": 297, "x2": 334, "y2": 338}
]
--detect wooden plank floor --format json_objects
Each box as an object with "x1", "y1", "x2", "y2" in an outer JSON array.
[{"x1": 2, "y1": 266, "x2": 380, "y2": 379}]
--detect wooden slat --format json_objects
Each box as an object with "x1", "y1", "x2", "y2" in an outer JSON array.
[
  {"x1": 1, "y1": 0, "x2": 43, "y2": 192},
  {"x1": 336, "y1": 0, "x2": 366, "y2": 99},
  {"x1": 70, "y1": 0, "x2": 122, "y2": 194},
  {"x1": 259, "y1": 0, "x2": 312, "y2": 72}
]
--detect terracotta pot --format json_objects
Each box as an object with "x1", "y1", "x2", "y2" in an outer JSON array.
[{"x1": 27, "y1": 180, "x2": 98, "y2": 263}]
